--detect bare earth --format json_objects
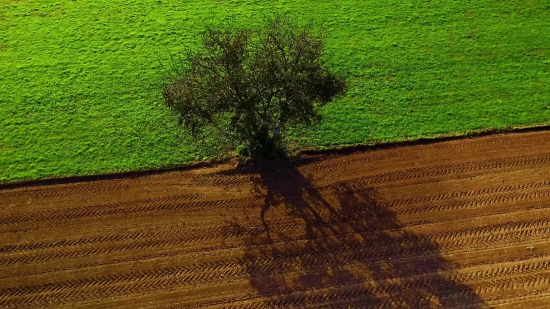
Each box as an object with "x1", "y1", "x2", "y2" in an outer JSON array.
[{"x1": 1, "y1": 131, "x2": 550, "y2": 308}]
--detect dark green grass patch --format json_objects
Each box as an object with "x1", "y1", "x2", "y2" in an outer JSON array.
[{"x1": 1, "y1": 0, "x2": 549, "y2": 183}]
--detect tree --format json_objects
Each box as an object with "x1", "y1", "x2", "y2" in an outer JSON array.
[{"x1": 163, "y1": 15, "x2": 347, "y2": 158}]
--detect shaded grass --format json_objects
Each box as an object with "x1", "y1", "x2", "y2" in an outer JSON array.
[{"x1": 1, "y1": 0, "x2": 549, "y2": 183}]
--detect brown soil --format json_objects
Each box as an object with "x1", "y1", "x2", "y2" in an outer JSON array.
[{"x1": 1, "y1": 131, "x2": 550, "y2": 308}]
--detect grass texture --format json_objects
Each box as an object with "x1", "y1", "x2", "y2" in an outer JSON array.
[{"x1": 1, "y1": 0, "x2": 549, "y2": 182}]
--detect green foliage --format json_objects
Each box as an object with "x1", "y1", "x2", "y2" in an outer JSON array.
[
  {"x1": 163, "y1": 15, "x2": 346, "y2": 158},
  {"x1": 1, "y1": 0, "x2": 549, "y2": 182}
]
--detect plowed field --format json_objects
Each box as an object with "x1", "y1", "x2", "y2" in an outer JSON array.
[{"x1": 1, "y1": 131, "x2": 550, "y2": 308}]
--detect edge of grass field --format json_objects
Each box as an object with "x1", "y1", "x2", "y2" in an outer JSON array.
[{"x1": 1, "y1": 122, "x2": 549, "y2": 189}]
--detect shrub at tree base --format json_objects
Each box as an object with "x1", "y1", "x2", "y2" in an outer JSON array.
[{"x1": 163, "y1": 15, "x2": 347, "y2": 158}]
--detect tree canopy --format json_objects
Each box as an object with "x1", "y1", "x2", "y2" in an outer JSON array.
[{"x1": 163, "y1": 15, "x2": 347, "y2": 158}]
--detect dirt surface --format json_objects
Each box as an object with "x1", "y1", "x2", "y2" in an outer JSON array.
[{"x1": 1, "y1": 131, "x2": 550, "y2": 308}]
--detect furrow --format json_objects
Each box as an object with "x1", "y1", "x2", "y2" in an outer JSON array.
[
  {"x1": 1, "y1": 154, "x2": 546, "y2": 226},
  {"x1": 1, "y1": 206, "x2": 547, "y2": 268},
  {"x1": 2, "y1": 219, "x2": 549, "y2": 302},
  {"x1": 382, "y1": 180, "x2": 550, "y2": 208},
  {"x1": 0, "y1": 195, "x2": 263, "y2": 226},
  {"x1": 345, "y1": 154, "x2": 550, "y2": 188},
  {"x1": 199, "y1": 267, "x2": 550, "y2": 309},
  {"x1": 389, "y1": 189, "x2": 550, "y2": 216}
]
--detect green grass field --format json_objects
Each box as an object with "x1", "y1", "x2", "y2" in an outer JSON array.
[{"x1": 1, "y1": 0, "x2": 549, "y2": 183}]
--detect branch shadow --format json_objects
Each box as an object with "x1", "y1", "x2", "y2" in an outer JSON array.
[{"x1": 224, "y1": 159, "x2": 485, "y2": 308}]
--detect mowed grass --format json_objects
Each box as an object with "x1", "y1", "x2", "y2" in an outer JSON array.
[{"x1": 1, "y1": 0, "x2": 549, "y2": 183}]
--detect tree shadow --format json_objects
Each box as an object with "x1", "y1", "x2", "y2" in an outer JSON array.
[{"x1": 224, "y1": 159, "x2": 485, "y2": 308}]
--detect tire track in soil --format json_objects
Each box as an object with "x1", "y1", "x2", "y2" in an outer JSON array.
[
  {"x1": 0, "y1": 211, "x2": 547, "y2": 283},
  {"x1": 1, "y1": 201, "x2": 549, "y2": 269},
  {"x1": 201, "y1": 273, "x2": 550, "y2": 309},
  {"x1": 2, "y1": 177, "x2": 549, "y2": 253},
  {"x1": 1, "y1": 153, "x2": 548, "y2": 227},
  {"x1": 3, "y1": 244, "x2": 550, "y2": 308},
  {"x1": 1, "y1": 130, "x2": 550, "y2": 308},
  {"x1": 2, "y1": 212, "x2": 548, "y2": 282},
  {"x1": 1, "y1": 196, "x2": 548, "y2": 274}
]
